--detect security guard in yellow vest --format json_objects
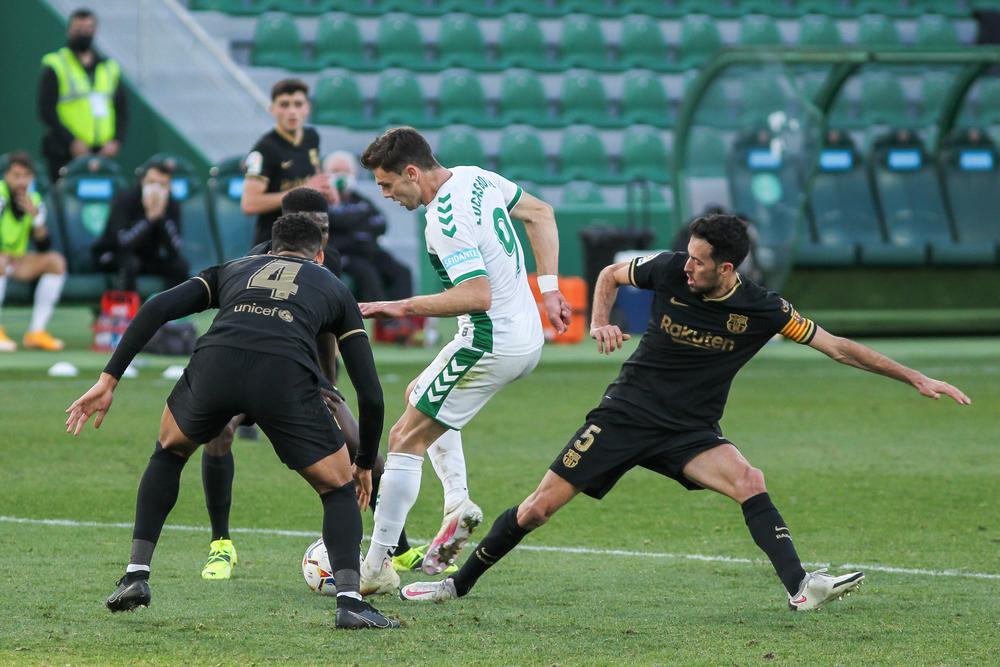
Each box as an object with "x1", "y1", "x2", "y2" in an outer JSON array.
[
  {"x1": 0, "y1": 152, "x2": 67, "y2": 351},
  {"x1": 38, "y1": 8, "x2": 127, "y2": 184}
]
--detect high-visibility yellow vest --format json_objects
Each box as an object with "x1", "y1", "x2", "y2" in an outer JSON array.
[
  {"x1": 41, "y1": 47, "x2": 120, "y2": 146},
  {"x1": 0, "y1": 181, "x2": 42, "y2": 257}
]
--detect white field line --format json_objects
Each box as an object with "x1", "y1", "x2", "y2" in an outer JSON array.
[{"x1": 3, "y1": 515, "x2": 998, "y2": 581}]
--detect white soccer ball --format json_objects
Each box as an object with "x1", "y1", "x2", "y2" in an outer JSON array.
[{"x1": 302, "y1": 537, "x2": 337, "y2": 595}]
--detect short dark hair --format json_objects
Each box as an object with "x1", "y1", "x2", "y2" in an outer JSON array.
[
  {"x1": 5, "y1": 151, "x2": 35, "y2": 174},
  {"x1": 272, "y1": 213, "x2": 322, "y2": 256},
  {"x1": 281, "y1": 187, "x2": 328, "y2": 215},
  {"x1": 688, "y1": 214, "x2": 750, "y2": 268},
  {"x1": 69, "y1": 8, "x2": 95, "y2": 21},
  {"x1": 271, "y1": 78, "x2": 309, "y2": 101},
  {"x1": 360, "y1": 126, "x2": 438, "y2": 174},
  {"x1": 144, "y1": 160, "x2": 174, "y2": 178}
]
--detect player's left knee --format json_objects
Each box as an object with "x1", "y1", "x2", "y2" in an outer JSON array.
[{"x1": 48, "y1": 252, "x2": 67, "y2": 274}]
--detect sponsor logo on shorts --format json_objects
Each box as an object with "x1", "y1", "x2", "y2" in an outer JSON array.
[{"x1": 234, "y1": 302, "x2": 294, "y2": 322}]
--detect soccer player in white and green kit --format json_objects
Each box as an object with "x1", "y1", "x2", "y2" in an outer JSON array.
[{"x1": 357, "y1": 127, "x2": 571, "y2": 594}]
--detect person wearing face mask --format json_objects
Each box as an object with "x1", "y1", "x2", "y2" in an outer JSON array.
[
  {"x1": 323, "y1": 150, "x2": 412, "y2": 306},
  {"x1": 38, "y1": 7, "x2": 127, "y2": 184},
  {"x1": 92, "y1": 161, "x2": 188, "y2": 292}
]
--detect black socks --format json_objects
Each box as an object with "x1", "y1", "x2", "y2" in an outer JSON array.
[
  {"x1": 202, "y1": 449, "x2": 234, "y2": 540},
  {"x1": 451, "y1": 506, "x2": 529, "y2": 597},
  {"x1": 320, "y1": 482, "x2": 363, "y2": 597},
  {"x1": 130, "y1": 442, "x2": 189, "y2": 571},
  {"x1": 741, "y1": 492, "x2": 807, "y2": 595}
]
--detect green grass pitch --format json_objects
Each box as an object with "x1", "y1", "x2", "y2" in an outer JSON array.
[{"x1": 0, "y1": 307, "x2": 997, "y2": 665}]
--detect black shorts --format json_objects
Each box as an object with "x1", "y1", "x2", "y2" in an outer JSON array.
[
  {"x1": 549, "y1": 404, "x2": 731, "y2": 499},
  {"x1": 167, "y1": 346, "x2": 345, "y2": 470}
]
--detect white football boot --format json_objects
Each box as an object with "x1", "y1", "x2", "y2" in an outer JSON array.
[
  {"x1": 399, "y1": 577, "x2": 459, "y2": 603},
  {"x1": 788, "y1": 568, "x2": 865, "y2": 611},
  {"x1": 421, "y1": 498, "x2": 483, "y2": 575},
  {"x1": 360, "y1": 556, "x2": 400, "y2": 597}
]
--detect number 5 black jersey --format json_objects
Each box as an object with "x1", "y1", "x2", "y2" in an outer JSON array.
[{"x1": 193, "y1": 254, "x2": 365, "y2": 380}]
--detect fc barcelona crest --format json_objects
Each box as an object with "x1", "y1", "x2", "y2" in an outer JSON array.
[
  {"x1": 726, "y1": 314, "x2": 749, "y2": 334},
  {"x1": 562, "y1": 450, "x2": 581, "y2": 468}
]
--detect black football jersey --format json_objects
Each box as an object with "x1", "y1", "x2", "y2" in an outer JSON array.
[
  {"x1": 244, "y1": 127, "x2": 321, "y2": 243},
  {"x1": 603, "y1": 251, "x2": 817, "y2": 430},
  {"x1": 193, "y1": 254, "x2": 364, "y2": 380}
]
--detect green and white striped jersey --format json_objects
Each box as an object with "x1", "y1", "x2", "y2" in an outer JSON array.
[{"x1": 424, "y1": 166, "x2": 543, "y2": 356}]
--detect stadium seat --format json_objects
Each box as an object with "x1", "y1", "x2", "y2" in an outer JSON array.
[
  {"x1": 271, "y1": 0, "x2": 335, "y2": 14},
  {"x1": 621, "y1": 127, "x2": 671, "y2": 184},
  {"x1": 686, "y1": 72, "x2": 741, "y2": 128},
  {"x1": 559, "y1": 71, "x2": 616, "y2": 128},
  {"x1": 438, "y1": 14, "x2": 491, "y2": 70},
  {"x1": 620, "y1": 15, "x2": 670, "y2": 72},
  {"x1": 498, "y1": 128, "x2": 555, "y2": 184},
  {"x1": 973, "y1": 77, "x2": 1000, "y2": 125},
  {"x1": 916, "y1": 71, "x2": 956, "y2": 126},
  {"x1": 438, "y1": 0, "x2": 505, "y2": 17},
  {"x1": 560, "y1": 14, "x2": 613, "y2": 71},
  {"x1": 54, "y1": 157, "x2": 126, "y2": 274},
  {"x1": 497, "y1": 70, "x2": 558, "y2": 127},
  {"x1": 621, "y1": 70, "x2": 673, "y2": 128},
  {"x1": 251, "y1": 13, "x2": 308, "y2": 71},
  {"x1": 677, "y1": 14, "x2": 723, "y2": 70},
  {"x1": 741, "y1": 71, "x2": 786, "y2": 126},
  {"x1": 505, "y1": 0, "x2": 564, "y2": 17},
  {"x1": 870, "y1": 130, "x2": 993, "y2": 265},
  {"x1": 856, "y1": 14, "x2": 902, "y2": 48},
  {"x1": 562, "y1": 180, "x2": 605, "y2": 206},
  {"x1": 312, "y1": 74, "x2": 371, "y2": 128},
  {"x1": 374, "y1": 71, "x2": 434, "y2": 127},
  {"x1": 797, "y1": 0, "x2": 856, "y2": 17},
  {"x1": 689, "y1": 0, "x2": 744, "y2": 18},
  {"x1": 916, "y1": 14, "x2": 961, "y2": 48},
  {"x1": 573, "y1": 0, "x2": 629, "y2": 17},
  {"x1": 860, "y1": 71, "x2": 911, "y2": 127},
  {"x1": 498, "y1": 14, "x2": 554, "y2": 71},
  {"x1": 190, "y1": 0, "x2": 270, "y2": 15},
  {"x1": 208, "y1": 156, "x2": 254, "y2": 262},
  {"x1": 559, "y1": 128, "x2": 616, "y2": 184},
  {"x1": 797, "y1": 14, "x2": 842, "y2": 47},
  {"x1": 739, "y1": 14, "x2": 783, "y2": 47},
  {"x1": 137, "y1": 154, "x2": 220, "y2": 273},
  {"x1": 314, "y1": 14, "x2": 371, "y2": 70},
  {"x1": 742, "y1": 0, "x2": 798, "y2": 18},
  {"x1": 939, "y1": 129, "x2": 1000, "y2": 261},
  {"x1": 435, "y1": 127, "x2": 487, "y2": 167},
  {"x1": 438, "y1": 70, "x2": 493, "y2": 127},
  {"x1": 376, "y1": 14, "x2": 433, "y2": 71}
]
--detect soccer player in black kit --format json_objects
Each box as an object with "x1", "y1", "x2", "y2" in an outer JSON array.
[
  {"x1": 66, "y1": 214, "x2": 399, "y2": 629},
  {"x1": 400, "y1": 214, "x2": 970, "y2": 611}
]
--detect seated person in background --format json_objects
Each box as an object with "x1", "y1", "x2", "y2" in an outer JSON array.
[
  {"x1": 93, "y1": 161, "x2": 189, "y2": 292},
  {"x1": 324, "y1": 151, "x2": 413, "y2": 304},
  {"x1": 0, "y1": 152, "x2": 67, "y2": 351}
]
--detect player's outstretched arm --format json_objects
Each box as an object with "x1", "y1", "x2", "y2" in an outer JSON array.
[
  {"x1": 807, "y1": 326, "x2": 971, "y2": 404},
  {"x1": 65, "y1": 372, "x2": 117, "y2": 435},
  {"x1": 589, "y1": 261, "x2": 633, "y2": 354},
  {"x1": 510, "y1": 192, "x2": 571, "y2": 334},
  {"x1": 337, "y1": 332, "x2": 385, "y2": 509},
  {"x1": 360, "y1": 275, "x2": 492, "y2": 319}
]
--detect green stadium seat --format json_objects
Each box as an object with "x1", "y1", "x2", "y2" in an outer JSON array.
[
  {"x1": 687, "y1": 0, "x2": 743, "y2": 18},
  {"x1": 271, "y1": 0, "x2": 334, "y2": 14},
  {"x1": 312, "y1": 74, "x2": 371, "y2": 128},
  {"x1": 498, "y1": 129, "x2": 554, "y2": 184},
  {"x1": 54, "y1": 157, "x2": 126, "y2": 274},
  {"x1": 190, "y1": 0, "x2": 270, "y2": 15},
  {"x1": 621, "y1": 128, "x2": 671, "y2": 183},
  {"x1": 375, "y1": 71, "x2": 434, "y2": 127},
  {"x1": 560, "y1": 14, "x2": 613, "y2": 71},
  {"x1": 505, "y1": 0, "x2": 564, "y2": 17},
  {"x1": 559, "y1": 128, "x2": 616, "y2": 184},
  {"x1": 498, "y1": 70, "x2": 558, "y2": 127},
  {"x1": 437, "y1": 0, "x2": 505, "y2": 17},
  {"x1": 438, "y1": 14, "x2": 491, "y2": 70},
  {"x1": 927, "y1": 0, "x2": 973, "y2": 18},
  {"x1": 975, "y1": 77, "x2": 1000, "y2": 125},
  {"x1": 796, "y1": 0, "x2": 856, "y2": 17},
  {"x1": 560, "y1": 71, "x2": 616, "y2": 128},
  {"x1": 562, "y1": 180, "x2": 605, "y2": 206},
  {"x1": 574, "y1": 0, "x2": 630, "y2": 17},
  {"x1": 208, "y1": 156, "x2": 255, "y2": 262},
  {"x1": 856, "y1": 14, "x2": 902, "y2": 48},
  {"x1": 498, "y1": 14, "x2": 554, "y2": 71},
  {"x1": 435, "y1": 128, "x2": 487, "y2": 167},
  {"x1": 742, "y1": 0, "x2": 798, "y2": 18},
  {"x1": 939, "y1": 129, "x2": 1000, "y2": 260},
  {"x1": 621, "y1": 71, "x2": 673, "y2": 128},
  {"x1": 315, "y1": 14, "x2": 371, "y2": 70},
  {"x1": 686, "y1": 128, "x2": 727, "y2": 177},
  {"x1": 916, "y1": 14, "x2": 961, "y2": 48},
  {"x1": 438, "y1": 70, "x2": 494, "y2": 127},
  {"x1": 860, "y1": 71, "x2": 910, "y2": 126},
  {"x1": 678, "y1": 14, "x2": 723, "y2": 70},
  {"x1": 251, "y1": 13, "x2": 308, "y2": 70},
  {"x1": 797, "y1": 14, "x2": 842, "y2": 47},
  {"x1": 376, "y1": 13, "x2": 433, "y2": 71},
  {"x1": 686, "y1": 72, "x2": 741, "y2": 128},
  {"x1": 917, "y1": 71, "x2": 956, "y2": 126},
  {"x1": 620, "y1": 15, "x2": 670, "y2": 72},
  {"x1": 741, "y1": 72, "x2": 786, "y2": 126},
  {"x1": 739, "y1": 15, "x2": 783, "y2": 47}
]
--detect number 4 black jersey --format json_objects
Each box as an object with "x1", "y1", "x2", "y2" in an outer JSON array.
[
  {"x1": 602, "y1": 251, "x2": 817, "y2": 431},
  {"x1": 193, "y1": 254, "x2": 364, "y2": 380}
]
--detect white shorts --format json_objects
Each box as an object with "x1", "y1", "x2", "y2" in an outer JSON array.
[{"x1": 409, "y1": 338, "x2": 542, "y2": 429}]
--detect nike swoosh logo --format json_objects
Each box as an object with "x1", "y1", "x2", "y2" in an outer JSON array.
[
  {"x1": 406, "y1": 590, "x2": 436, "y2": 597},
  {"x1": 345, "y1": 610, "x2": 391, "y2": 627},
  {"x1": 280, "y1": 160, "x2": 293, "y2": 169},
  {"x1": 670, "y1": 297, "x2": 689, "y2": 307}
]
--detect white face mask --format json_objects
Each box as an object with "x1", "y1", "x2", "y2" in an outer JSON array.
[
  {"x1": 142, "y1": 182, "x2": 166, "y2": 198},
  {"x1": 329, "y1": 172, "x2": 355, "y2": 193}
]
